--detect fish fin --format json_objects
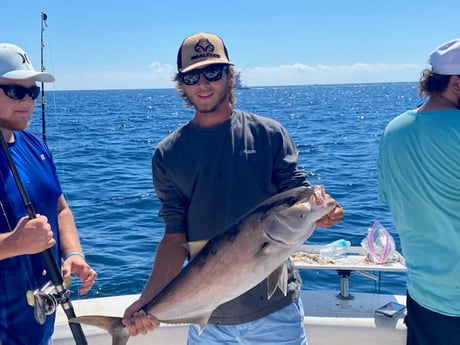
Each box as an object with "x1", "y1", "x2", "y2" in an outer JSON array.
[
  {"x1": 266, "y1": 263, "x2": 288, "y2": 299},
  {"x1": 70, "y1": 315, "x2": 129, "y2": 345},
  {"x1": 195, "y1": 315, "x2": 211, "y2": 334},
  {"x1": 254, "y1": 241, "x2": 270, "y2": 257},
  {"x1": 184, "y1": 239, "x2": 209, "y2": 258}
]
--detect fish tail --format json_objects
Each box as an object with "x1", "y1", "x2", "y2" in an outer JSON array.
[{"x1": 70, "y1": 315, "x2": 130, "y2": 345}]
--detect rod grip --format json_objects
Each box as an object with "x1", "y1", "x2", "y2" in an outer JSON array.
[{"x1": 63, "y1": 304, "x2": 88, "y2": 345}]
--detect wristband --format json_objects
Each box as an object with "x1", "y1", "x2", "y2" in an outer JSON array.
[{"x1": 64, "y1": 251, "x2": 85, "y2": 261}]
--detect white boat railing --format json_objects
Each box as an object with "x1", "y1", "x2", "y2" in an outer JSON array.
[{"x1": 52, "y1": 246, "x2": 408, "y2": 344}]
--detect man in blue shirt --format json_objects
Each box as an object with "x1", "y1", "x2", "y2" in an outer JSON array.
[
  {"x1": 378, "y1": 38, "x2": 460, "y2": 345},
  {"x1": 0, "y1": 43, "x2": 97, "y2": 344}
]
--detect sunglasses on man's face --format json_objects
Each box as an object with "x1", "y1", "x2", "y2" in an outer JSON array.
[
  {"x1": 180, "y1": 65, "x2": 228, "y2": 86},
  {"x1": 0, "y1": 84, "x2": 41, "y2": 100}
]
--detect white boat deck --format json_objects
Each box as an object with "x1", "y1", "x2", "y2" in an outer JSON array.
[
  {"x1": 53, "y1": 246, "x2": 407, "y2": 344},
  {"x1": 53, "y1": 291, "x2": 407, "y2": 344}
]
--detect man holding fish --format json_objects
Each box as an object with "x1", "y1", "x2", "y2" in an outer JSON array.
[
  {"x1": 72, "y1": 32, "x2": 343, "y2": 345},
  {"x1": 120, "y1": 32, "x2": 343, "y2": 344}
]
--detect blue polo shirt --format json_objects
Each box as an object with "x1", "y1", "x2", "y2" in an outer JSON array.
[{"x1": 0, "y1": 131, "x2": 62, "y2": 344}]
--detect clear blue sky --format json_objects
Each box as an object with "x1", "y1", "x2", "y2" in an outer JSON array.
[{"x1": 2, "y1": 1, "x2": 459, "y2": 90}]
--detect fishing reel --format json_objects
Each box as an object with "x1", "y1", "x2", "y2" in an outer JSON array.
[{"x1": 26, "y1": 281, "x2": 70, "y2": 325}]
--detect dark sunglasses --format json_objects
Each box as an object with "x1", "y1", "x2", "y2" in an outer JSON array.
[
  {"x1": 180, "y1": 65, "x2": 228, "y2": 86},
  {"x1": 0, "y1": 84, "x2": 41, "y2": 100}
]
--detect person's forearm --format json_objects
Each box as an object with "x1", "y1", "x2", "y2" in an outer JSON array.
[
  {"x1": 0, "y1": 232, "x2": 16, "y2": 259},
  {"x1": 139, "y1": 233, "x2": 187, "y2": 303},
  {"x1": 57, "y1": 195, "x2": 83, "y2": 258}
]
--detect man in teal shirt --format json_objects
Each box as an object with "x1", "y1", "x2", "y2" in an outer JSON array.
[{"x1": 378, "y1": 38, "x2": 460, "y2": 345}]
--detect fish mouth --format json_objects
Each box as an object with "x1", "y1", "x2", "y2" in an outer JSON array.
[
  {"x1": 288, "y1": 185, "x2": 327, "y2": 210},
  {"x1": 303, "y1": 185, "x2": 327, "y2": 208}
]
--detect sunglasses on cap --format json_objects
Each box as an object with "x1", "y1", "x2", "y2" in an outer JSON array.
[
  {"x1": 0, "y1": 84, "x2": 41, "y2": 100},
  {"x1": 179, "y1": 65, "x2": 228, "y2": 86}
]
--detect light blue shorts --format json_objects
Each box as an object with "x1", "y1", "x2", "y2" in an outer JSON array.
[{"x1": 187, "y1": 296, "x2": 307, "y2": 345}]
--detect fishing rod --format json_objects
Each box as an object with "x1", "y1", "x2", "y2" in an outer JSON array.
[
  {"x1": 38, "y1": 11, "x2": 88, "y2": 344},
  {"x1": 40, "y1": 11, "x2": 48, "y2": 142},
  {"x1": 0, "y1": 133, "x2": 88, "y2": 344}
]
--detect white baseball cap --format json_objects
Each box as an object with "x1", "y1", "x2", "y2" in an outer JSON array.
[
  {"x1": 0, "y1": 43, "x2": 54, "y2": 82},
  {"x1": 429, "y1": 38, "x2": 460, "y2": 75}
]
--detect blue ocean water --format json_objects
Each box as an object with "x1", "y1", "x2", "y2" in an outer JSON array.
[{"x1": 29, "y1": 82, "x2": 420, "y2": 300}]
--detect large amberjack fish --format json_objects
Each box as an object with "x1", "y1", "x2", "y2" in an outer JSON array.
[{"x1": 71, "y1": 185, "x2": 336, "y2": 345}]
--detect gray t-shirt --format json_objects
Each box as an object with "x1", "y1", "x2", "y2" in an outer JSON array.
[{"x1": 152, "y1": 110, "x2": 309, "y2": 324}]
